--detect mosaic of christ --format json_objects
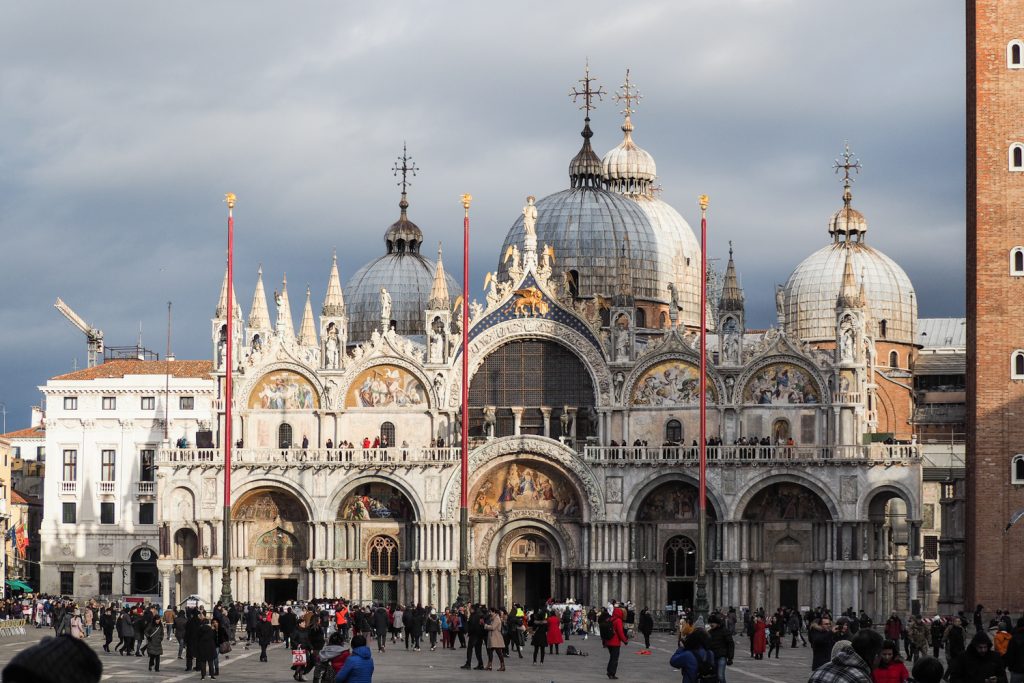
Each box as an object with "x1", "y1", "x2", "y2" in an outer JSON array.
[{"x1": 471, "y1": 462, "x2": 580, "y2": 519}]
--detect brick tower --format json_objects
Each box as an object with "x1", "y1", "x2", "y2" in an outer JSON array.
[{"x1": 966, "y1": 0, "x2": 1024, "y2": 613}]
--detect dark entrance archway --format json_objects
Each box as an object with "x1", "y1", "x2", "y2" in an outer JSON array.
[
  {"x1": 508, "y1": 533, "x2": 554, "y2": 610},
  {"x1": 130, "y1": 547, "x2": 159, "y2": 595},
  {"x1": 264, "y1": 578, "x2": 298, "y2": 604}
]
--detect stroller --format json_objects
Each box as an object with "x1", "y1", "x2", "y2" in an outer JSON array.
[{"x1": 311, "y1": 644, "x2": 349, "y2": 683}]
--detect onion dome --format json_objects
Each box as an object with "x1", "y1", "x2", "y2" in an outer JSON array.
[
  {"x1": 783, "y1": 147, "x2": 916, "y2": 344},
  {"x1": 601, "y1": 117, "x2": 657, "y2": 194},
  {"x1": 344, "y1": 147, "x2": 460, "y2": 343}
]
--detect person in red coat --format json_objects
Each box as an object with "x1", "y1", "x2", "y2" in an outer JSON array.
[
  {"x1": 871, "y1": 639, "x2": 910, "y2": 683},
  {"x1": 602, "y1": 605, "x2": 629, "y2": 680},
  {"x1": 547, "y1": 611, "x2": 564, "y2": 655},
  {"x1": 752, "y1": 616, "x2": 768, "y2": 660}
]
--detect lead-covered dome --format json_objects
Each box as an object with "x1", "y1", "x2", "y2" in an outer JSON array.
[
  {"x1": 345, "y1": 186, "x2": 460, "y2": 343},
  {"x1": 783, "y1": 182, "x2": 916, "y2": 344}
]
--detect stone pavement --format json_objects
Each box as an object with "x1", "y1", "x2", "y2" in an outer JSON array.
[{"x1": 0, "y1": 627, "x2": 818, "y2": 683}]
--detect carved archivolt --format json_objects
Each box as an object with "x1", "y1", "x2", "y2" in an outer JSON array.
[
  {"x1": 441, "y1": 435, "x2": 605, "y2": 522},
  {"x1": 462, "y1": 320, "x2": 612, "y2": 406},
  {"x1": 482, "y1": 516, "x2": 578, "y2": 569}
]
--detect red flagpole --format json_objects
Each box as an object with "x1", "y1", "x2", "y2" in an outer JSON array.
[
  {"x1": 458, "y1": 193, "x2": 472, "y2": 603},
  {"x1": 697, "y1": 194, "x2": 709, "y2": 617},
  {"x1": 220, "y1": 192, "x2": 236, "y2": 606}
]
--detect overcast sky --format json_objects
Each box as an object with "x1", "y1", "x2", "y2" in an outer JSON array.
[{"x1": 0, "y1": 1, "x2": 965, "y2": 430}]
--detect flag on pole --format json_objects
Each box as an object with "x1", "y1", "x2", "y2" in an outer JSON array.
[{"x1": 1005, "y1": 508, "x2": 1024, "y2": 534}]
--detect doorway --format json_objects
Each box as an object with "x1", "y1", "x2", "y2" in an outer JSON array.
[
  {"x1": 264, "y1": 578, "x2": 298, "y2": 604},
  {"x1": 511, "y1": 562, "x2": 551, "y2": 609},
  {"x1": 372, "y1": 580, "x2": 397, "y2": 606},
  {"x1": 779, "y1": 579, "x2": 798, "y2": 609},
  {"x1": 667, "y1": 580, "x2": 695, "y2": 608},
  {"x1": 130, "y1": 547, "x2": 159, "y2": 595}
]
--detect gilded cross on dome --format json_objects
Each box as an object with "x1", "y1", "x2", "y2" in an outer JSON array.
[
  {"x1": 392, "y1": 142, "x2": 419, "y2": 194},
  {"x1": 613, "y1": 68, "x2": 642, "y2": 118},
  {"x1": 833, "y1": 142, "x2": 862, "y2": 187},
  {"x1": 569, "y1": 59, "x2": 607, "y2": 113}
]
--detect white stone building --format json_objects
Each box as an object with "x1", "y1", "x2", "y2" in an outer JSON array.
[{"x1": 39, "y1": 359, "x2": 213, "y2": 599}]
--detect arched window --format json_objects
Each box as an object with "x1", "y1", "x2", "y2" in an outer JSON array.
[
  {"x1": 635, "y1": 308, "x2": 647, "y2": 329},
  {"x1": 278, "y1": 423, "x2": 293, "y2": 449},
  {"x1": 664, "y1": 536, "x2": 697, "y2": 578},
  {"x1": 659, "y1": 311, "x2": 668, "y2": 329},
  {"x1": 1009, "y1": 40, "x2": 1024, "y2": 68},
  {"x1": 1011, "y1": 143, "x2": 1024, "y2": 171},
  {"x1": 1012, "y1": 454, "x2": 1024, "y2": 484},
  {"x1": 889, "y1": 350, "x2": 899, "y2": 368},
  {"x1": 879, "y1": 319, "x2": 888, "y2": 339},
  {"x1": 567, "y1": 270, "x2": 580, "y2": 299},
  {"x1": 665, "y1": 419, "x2": 683, "y2": 443},
  {"x1": 1013, "y1": 351, "x2": 1024, "y2": 379},
  {"x1": 1011, "y1": 248, "x2": 1024, "y2": 275},
  {"x1": 380, "y1": 422, "x2": 396, "y2": 448},
  {"x1": 368, "y1": 536, "x2": 399, "y2": 576}
]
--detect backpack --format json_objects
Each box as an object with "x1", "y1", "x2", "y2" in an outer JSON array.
[
  {"x1": 695, "y1": 649, "x2": 718, "y2": 683},
  {"x1": 599, "y1": 616, "x2": 614, "y2": 642}
]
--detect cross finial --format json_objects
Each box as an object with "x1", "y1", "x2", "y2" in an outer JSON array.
[
  {"x1": 613, "y1": 68, "x2": 642, "y2": 118},
  {"x1": 569, "y1": 59, "x2": 607, "y2": 114},
  {"x1": 833, "y1": 142, "x2": 861, "y2": 187},
  {"x1": 393, "y1": 141, "x2": 419, "y2": 195}
]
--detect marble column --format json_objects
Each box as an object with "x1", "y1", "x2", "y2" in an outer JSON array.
[
  {"x1": 541, "y1": 407, "x2": 552, "y2": 437},
  {"x1": 511, "y1": 407, "x2": 524, "y2": 436},
  {"x1": 160, "y1": 571, "x2": 170, "y2": 608}
]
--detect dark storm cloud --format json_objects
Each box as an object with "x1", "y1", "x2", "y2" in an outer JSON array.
[{"x1": 0, "y1": 1, "x2": 965, "y2": 428}]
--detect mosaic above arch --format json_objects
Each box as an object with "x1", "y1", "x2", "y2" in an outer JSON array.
[
  {"x1": 742, "y1": 362, "x2": 820, "y2": 405},
  {"x1": 637, "y1": 481, "x2": 717, "y2": 522},
  {"x1": 631, "y1": 360, "x2": 718, "y2": 406},
  {"x1": 248, "y1": 370, "x2": 319, "y2": 410},
  {"x1": 346, "y1": 364, "x2": 428, "y2": 408},
  {"x1": 471, "y1": 460, "x2": 581, "y2": 519},
  {"x1": 742, "y1": 483, "x2": 831, "y2": 521},
  {"x1": 338, "y1": 483, "x2": 414, "y2": 521}
]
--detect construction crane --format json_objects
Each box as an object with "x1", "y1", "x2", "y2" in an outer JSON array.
[{"x1": 54, "y1": 297, "x2": 104, "y2": 368}]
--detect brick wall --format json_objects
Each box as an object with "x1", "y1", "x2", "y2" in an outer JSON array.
[{"x1": 967, "y1": 0, "x2": 1024, "y2": 612}]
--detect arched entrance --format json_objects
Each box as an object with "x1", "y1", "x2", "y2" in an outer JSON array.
[
  {"x1": 664, "y1": 536, "x2": 697, "y2": 607},
  {"x1": 741, "y1": 481, "x2": 833, "y2": 609},
  {"x1": 233, "y1": 487, "x2": 309, "y2": 603},
  {"x1": 130, "y1": 547, "x2": 159, "y2": 595},
  {"x1": 507, "y1": 531, "x2": 555, "y2": 609},
  {"x1": 337, "y1": 482, "x2": 416, "y2": 605},
  {"x1": 865, "y1": 489, "x2": 916, "y2": 617}
]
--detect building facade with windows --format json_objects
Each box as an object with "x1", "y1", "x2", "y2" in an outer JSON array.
[
  {"x1": 155, "y1": 80, "x2": 930, "y2": 618},
  {"x1": 967, "y1": 0, "x2": 1024, "y2": 613},
  {"x1": 38, "y1": 360, "x2": 213, "y2": 599}
]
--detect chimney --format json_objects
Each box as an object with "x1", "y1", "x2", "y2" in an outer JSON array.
[{"x1": 31, "y1": 406, "x2": 44, "y2": 429}]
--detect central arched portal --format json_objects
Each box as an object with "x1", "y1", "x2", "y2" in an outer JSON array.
[
  {"x1": 502, "y1": 528, "x2": 558, "y2": 610},
  {"x1": 233, "y1": 487, "x2": 309, "y2": 604}
]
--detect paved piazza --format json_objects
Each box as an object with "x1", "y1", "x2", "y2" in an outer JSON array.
[{"x1": 0, "y1": 629, "x2": 818, "y2": 682}]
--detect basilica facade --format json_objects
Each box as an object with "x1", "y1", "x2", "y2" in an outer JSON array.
[{"x1": 156, "y1": 73, "x2": 924, "y2": 618}]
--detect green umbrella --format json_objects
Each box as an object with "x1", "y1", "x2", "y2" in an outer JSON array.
[{"x1": 5, "y1": 579, "x2": 33, "y2": 592}]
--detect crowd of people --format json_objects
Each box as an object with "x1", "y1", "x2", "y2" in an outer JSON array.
[{"x1": 4, "y1": 594, "x2": 1024, "y2": 683}]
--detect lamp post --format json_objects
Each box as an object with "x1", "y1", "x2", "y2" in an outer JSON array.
[
  {"x1": 219, "y1": 193, "x2": 236, "y2": 607},
  {"x1": 458, "y1": 193, "x2": 472, "y2": 604},
  {"x1": 695, "y1": 194, "x2": 710, "y2": 619}
]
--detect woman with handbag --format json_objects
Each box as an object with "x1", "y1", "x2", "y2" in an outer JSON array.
[
  {"x1": 145, "y1": 613, "x2": 164, "y2": 672},
  {"x1": 210, "y1": 618, "x2": 227, "y2": 678}
]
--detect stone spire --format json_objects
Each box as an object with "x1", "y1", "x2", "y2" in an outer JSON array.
[
  {"x1": 275, "y1": 274, "x2": 295, "y2": 340},
  {"x1": 322, "y1": 250, "x2": 346, "y2": 316},
  {"x1": 836, "y1": 251, "x2": 864, "y2": 309},
  {"x1": 248, "y1": 265, "x2": 272, "y2": 330},
  {"x1": 298, "y1": 285, "x2": 317, "y2": 346},
  {"x1": 214, "y1": 262, "x2": 242, "y2": 320},
  {"x1": 718, "y1": 242, "x2": 745, "y2": 312},
  {"x1": 428, "y1": 243, "x2": 451, "y2": 310}
]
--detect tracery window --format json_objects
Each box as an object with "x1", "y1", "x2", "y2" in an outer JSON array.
[
  {"x1": 368, "y1": 536, "x2": 399, "y2": 576},
  {"x1": 664, "y1": 536, "x2": 697, "y2": 578}
]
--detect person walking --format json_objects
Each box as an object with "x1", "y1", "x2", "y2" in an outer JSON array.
[
  {"x1": 767, "y1": 615, "x2": 783, "y2": 659},
  {"x1": 163, "y1": 605, "x2": 176, "y2": 640},
  {"x1": 1004, "y1": 617, "x2": 1024, "y2": 683},
  {"x1": 117, "y1": 609, "x2": 135, "y2": 655},
  {"x1": 484, "y1": 606, "x2": 506, "y2": 671},
  {"x1": 461, "y1": 604, "x2": 486, "y2": 670},
  {"x1": 195, "y1": 615, "x2": 217, "y2": 680},
  {"x1": 885, "y1": 613, "x2": 906, "y2": 658},
  {"x1": 145, "y1": 613, "x2": 164, "y2": 672},
  {"x1": 638, "y1": 608, "x2": 654, "y2": 649},
  {"x1": 547, "y1": 609, "x2": 564, "y2": 655},
  {"x1": 601, "y1": 604, "x2": 628, "y2": 680},
  {"x1": 789, "y1": 610, "x2": 807, "y2": 647},
  {"x1": 945, "y1": 631, "x2": 1007, "y2": 683},
  {"x1": 930, "y1": 617, "x2": 947, "y2": 659},
  {"x1": 280, "y1": 606, "x2": 297, "y2": 649},
  {"x1": 809, "y1": 615, "x2": 838, "y2": 670},
  {"x1": 372, "y1": 605, "x2": 389, "y2": 653},
  {"x1": 707, "y1": 613, "x2": 735, "y2": 683},
  {"x1": 808, "y1": 629, "x2": 883, "y2": 683},
  {"x1": 943, "y1": 616, "x2": 967, "y2": 673},
  {"x1": 670, "y1": 627, "x2": 715, "y2": 683},
  {"x1": 174, "y1": 610, "x2": 188, "y2": 659},
  {"x1": 531, "y1": 608, "x2": 549, "y2": 665},
  {"x1": 751, "y1": 615, "x2": 767, "y2": 660},
  {"x1": 257, "y1": 613, "x2": 274, "y2": 663},
  {"x1": 426, "y1": 609, "x2": 440, "y2": 651},
  {"x1": 185, "y1": 610, "x2": 201, "y2": 672},
  {"x1": 100, "y1": 607, "x2": 115, "y2": 653},
  {"x1": 871, "y1": 639, "x2": 909, "y2": 683}
]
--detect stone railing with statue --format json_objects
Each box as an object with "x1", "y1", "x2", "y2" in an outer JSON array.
[
  {"x1": 582, "y1": 443, "x2": 920, "y2": 465},
  {"x1": 158, "y1": 446, "x2": 461, "y2": 468}
]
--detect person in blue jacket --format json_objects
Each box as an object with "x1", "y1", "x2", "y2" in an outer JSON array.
[
  {"x1": 335, "y1": 634, "x2": 374, "y2": 683},
  {"x1": 670, "y1": 627, "x2": 715, "y2": 683}
]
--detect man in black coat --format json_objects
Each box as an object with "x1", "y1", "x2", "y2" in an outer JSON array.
[
  {"x1": 808, "y1": 615, "x2": 838, "y2": 671},
  {"x1": 372, "y1": 606, "x2": 389, "y2": 653},
  {"x1": 947, "y1": 630, "x2": 1007, "y2": 683},
  {"x1": 257, "y1": 615, "x2": 274, "y2": 662},
  {"x1": 1004, "y1": 617, "x2": 1024, "y2": 681},
  {"x1": 460, "y1": 605, "x2": 486, "y2": 670},
  {"x1": 185, "y1": 610, "x2": 201, "y2": 671},
  {"x1": 708, "y1": 614, "x2": 735, "y2": 682},
  {"x1": 279, "y1": 607, "x2": 297, "y2": 648}
]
